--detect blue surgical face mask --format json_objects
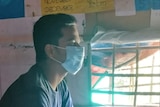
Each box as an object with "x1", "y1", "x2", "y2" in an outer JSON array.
[{"x1": 52, "y1": 45, "x2": 85, "y2": 75}]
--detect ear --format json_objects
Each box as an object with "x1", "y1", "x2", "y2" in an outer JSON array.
[{"x1": 45, "y1": 44, "x2": 55, "y2": 59}]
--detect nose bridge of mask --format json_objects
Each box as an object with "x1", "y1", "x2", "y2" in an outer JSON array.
[
  {"x1": 53, "y1": 44, "x2": 85, "y2": 53},
  {"x1": 52, "y1": 45, "x2": 85, "y2": 60}
]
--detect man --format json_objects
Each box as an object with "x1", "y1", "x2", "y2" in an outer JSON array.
[{"x1": 0, "y1": 13, "x2": 85, "y2": 107}]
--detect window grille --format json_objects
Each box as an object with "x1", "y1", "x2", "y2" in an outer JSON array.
[{"x1": 90, "y1": 40, "x2": 160, "y2": 107}]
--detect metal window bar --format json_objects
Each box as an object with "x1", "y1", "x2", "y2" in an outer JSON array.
[
  {"x1": 87, "y1": 42, "x2": 93, "y2": 105},
  {"x1": 134, "y1": 43, "x2": 139, "y2": 106},
  {"x1": 111, "y1": 44, "x2": 116, "y2": 106}
]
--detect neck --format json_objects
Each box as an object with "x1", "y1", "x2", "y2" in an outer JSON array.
[{"x1": 38, "y1": 60, "x2": 67, "y2": 91}]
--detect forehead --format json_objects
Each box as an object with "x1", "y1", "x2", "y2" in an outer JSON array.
[{"x1": 59, "y1": 24, "x2": 80, "y2": 46}]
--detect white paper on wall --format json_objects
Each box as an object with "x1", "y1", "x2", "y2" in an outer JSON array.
[
  {"x1": 115, "y1": 0, "x2": 136, "y2": 16},
  {"x1": 150, "y1": 9, "x2": 160, "y2": 27}
]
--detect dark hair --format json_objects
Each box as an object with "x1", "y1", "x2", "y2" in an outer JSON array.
[{"x1": 33, "y1": 13, "x2": 77, "y2": 62}]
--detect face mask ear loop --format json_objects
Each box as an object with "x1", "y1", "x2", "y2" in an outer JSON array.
[
  {"x1": 53, "y1": 45, "x2": 66, "y2": 50},
  {"x1": 51, "y1": 57, "x2": 62, "y2": 64},
  {"x1": 50, "y1": 45, "x2": 65, "y2": 64}
]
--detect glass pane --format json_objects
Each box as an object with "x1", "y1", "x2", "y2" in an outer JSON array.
[
  {"x1": 114, "y1": 52, "x2": 136, "y2": 70},
  {"x1": 137, "y1": 77, "x2": 160, "y2": 92},
  {"x1": 138, "y1": 49, "x2": 160, "y2": 67},
  {"x1": 137, "y1": 85, "x2": 152, "y2": 92},
  {"x1": 114, "y1": 95, "x2": 134, "y2": 105},
  {"x1": 92, "y1": 76, "x2": 111, "y2": 91},
  {"x1": 92, "y1": 93, "x2": 112, "y2": 105},
  {"x1": 114, "y1": 57, "x2": 136, "y2": 74},
  {"x1": 114, "y1": 77, "x2": 136, "y2": 92},
  {"x1": 152, "y1": 85, "x2": 160, "y2": 93},
  {"x1": 138, "y1": 77, "x2": 152, "y2": 84},
  {"x1": 136, "y1": 95, "x2": 160, "y2": 106}
]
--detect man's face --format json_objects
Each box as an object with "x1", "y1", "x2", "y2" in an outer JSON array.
[
  {"x1": 56, "y1": 23, "x2": 80, "y2": 62},
  {"x1": 59, "y1": 24, "x2": 80, "y2": 47}
]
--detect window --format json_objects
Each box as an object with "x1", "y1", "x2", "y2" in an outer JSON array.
[{"x1": 91, "y1": 40, "x2": 160, "y2": 106}]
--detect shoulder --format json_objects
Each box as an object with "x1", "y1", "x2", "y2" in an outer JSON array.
[
  {"x1": 0, "y1": 86, "x2": 49, "y2": 107},
  {"x1": 0, "y1": 64, "x2": 50, "y2": 107}
]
